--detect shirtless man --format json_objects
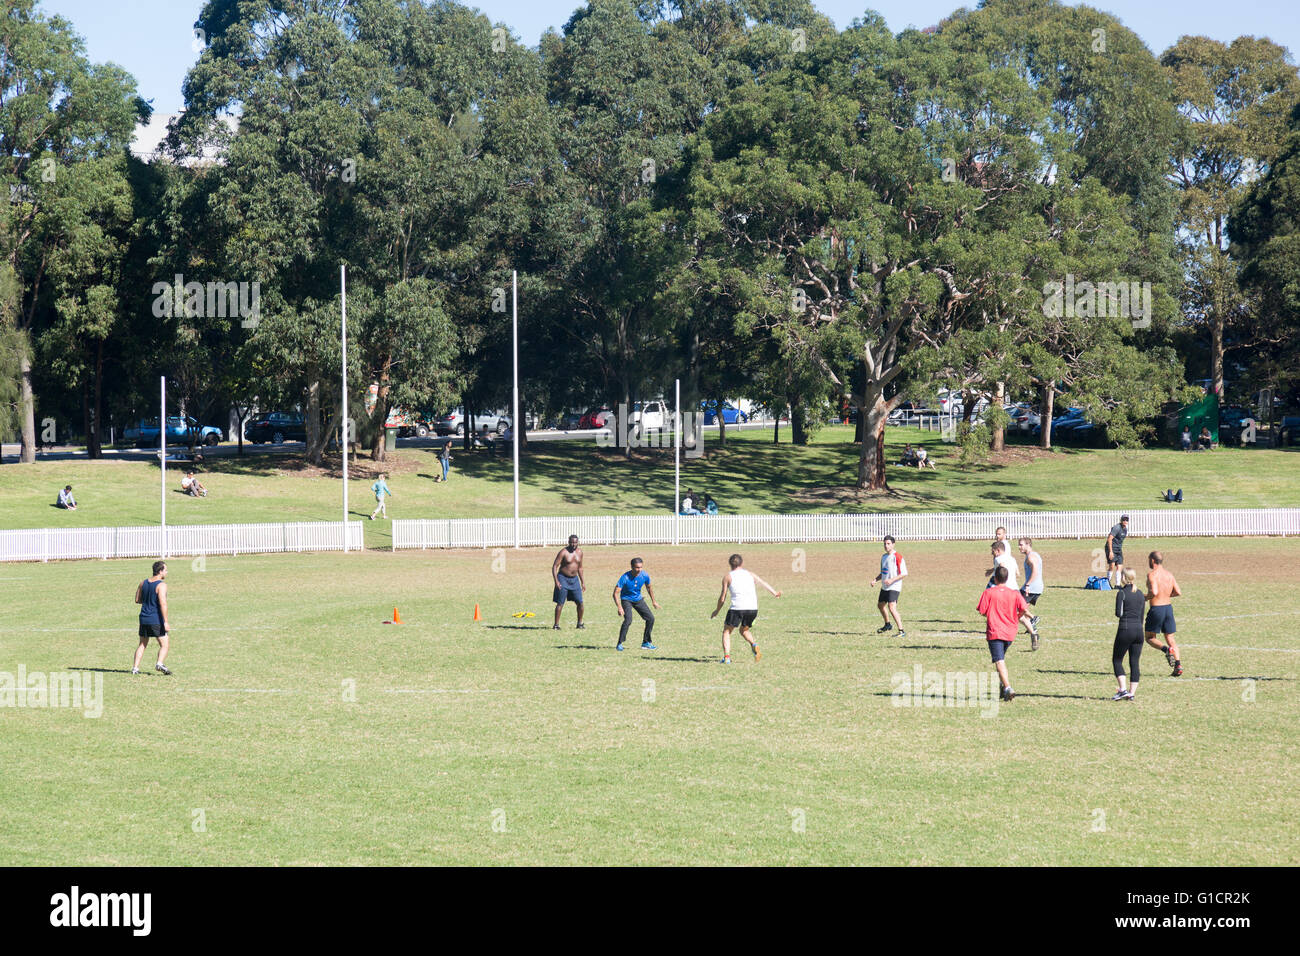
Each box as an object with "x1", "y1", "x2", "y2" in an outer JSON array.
[
  {"x1": 1143, "y1": 550, "x2": 1183, "y2": 676},
  {"x1": 552, "y1": 534, "x2": 586, "y2": 630}
]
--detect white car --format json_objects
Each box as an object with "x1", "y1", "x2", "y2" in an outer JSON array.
[{"x1": 628, "y1": 400, "x2": 667, "y2": 431}]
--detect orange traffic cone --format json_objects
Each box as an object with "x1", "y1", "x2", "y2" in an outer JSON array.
[
  {"x1": 392, "y1": 607, "x2": 402, "y2": 625},
  {"x1": 473, "y1": 604, "x2": 482, "y2": 622}
]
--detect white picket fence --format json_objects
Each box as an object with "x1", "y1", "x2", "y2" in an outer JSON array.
[
  {"x1": 0, "y1": 521, "x2": 364, "y2": 563},
  {"x1": 392, "y1": 508, "x2": 1300, "y2": 550}
]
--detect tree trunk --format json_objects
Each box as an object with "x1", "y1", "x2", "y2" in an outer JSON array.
[
  {"x1": 1211, "y1": 313, "x2": 1225, "y2": 401},
  {"x1": 773, "y1": 414, "x2": 780, "y2": 444},
  {"x1": 305, "y1": 374, "x2": 324, "y2": 465},
  {"x1": 716, "y1": 397, "x2": 726, "y2": 448},
  {"x1": 791, "y1": 401, "x2": 807, "y2": 445},
  {"x1": 990, "y1": 380, "x2": 1005, "y2": 452},
  {"x1": 856, "y1": 396, "x2": 890, "y2": 491},
  {"x1": 19, "y1": 347, "x2": 35, "y2": 463},
  {"x1": 1039, "y1": 383, "x2": 1055, "y2": 450},
  {"x1": 88, "y1": 340, "x2": 103, "y2": 458}
]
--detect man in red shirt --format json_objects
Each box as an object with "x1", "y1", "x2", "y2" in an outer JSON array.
[{"x1": 976, "y1": 565, "x2": 1028, "y2": 701}]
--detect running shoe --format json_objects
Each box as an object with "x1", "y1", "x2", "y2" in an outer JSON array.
[
  {"x1": 1164, "y1": 647, "x2": 1175, "y2": 668},
  {"x1": 1001, "y1": 685, "x2": 1016, "y2": 701},
  {"x1": 876, "y1": 622, "x2": 893, "y2": 633},
  {"x1": 1111, "y1": 690, "x2": 1129, "y2": 701},
  {"x1": 752, "y1": 644, "x2": 761, "y2": 661},
  {"x1": 155, "y1": 664, "x2": 171, "y2": 676},
  {"x1": 131, "y1": 667, "x2": 140, "y2": 675},
  {"x1": 640, "y1": 642, "x2": 657, "y2": 650},
  {"x1": 1172, "y1": 661, "x2": 1183, "y2": 677},
  {"x1": 721, "y1": 656, "x2": 731, "y2": 664},
  {"x1": 616, "y1": 643, "x2": 625, "y2": 652},
  {"x1": 1030, "y1": 631, "x2": 1040, "y2": 652},
  {"x1": 552, "y1": 625, "x2": 560, "y2": 631},
  {"x1": 576, "y1": 623, "x2": 586, "y2": 630},
  {"x1": 1030, "y1": 615, "x2": 1040, "y2": 628},
  {"x1": 896, "y1": 630, "x2": 906, "y2": 640}
]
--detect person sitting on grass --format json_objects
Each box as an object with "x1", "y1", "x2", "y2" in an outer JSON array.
[
  {"x1": 915, "y1": 446, "x2": 935, "y2": 470},
  {"x1": 900, "y1": 444, "x2": 918, "y2": 466},
  {"x1": 56, "y1": 485, "x2": 77, "y2": 510},
  {"x1": 680, "y1": 490, "x2": 702, "y2": 516},
  {"x1": 180, "y1": 471, "x2": 207, "y2": 497},
  {"x1": 1198, "y1": 427, "x2": 1213, "y2": 450},
  {"x1": 704, "y1": 494, "x2": 719, "y2": 515}
]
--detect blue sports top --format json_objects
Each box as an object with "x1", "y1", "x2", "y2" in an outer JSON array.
[{"x1": 616, "y1": 571, "x2": 650, "y2": 602}]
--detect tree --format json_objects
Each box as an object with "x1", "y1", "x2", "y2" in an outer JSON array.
[
  {"x1": 1232, "y1": 101, "x2": 1300, "y2": 407},
  {"x1": 1163, "y1": 35, "x2": 1300, "y2": 400},
  {"x1": 0, "y1": 0, "x2": 146, "y2": 461}
]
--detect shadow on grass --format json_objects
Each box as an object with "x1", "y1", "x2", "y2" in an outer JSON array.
[
  {"x1": 482, "y1": 624, "x2": 548, "y2": 631},
  {"x1": 68, "y1": 666, "x2": 135, "y2": 674},
  {"x1": 898, "y1": 644, "x2": 975, "y2": 650},
  {"x1": 1035, "y1": 669, "x2": 1112, "y2": 676},
  {"x1": 641, "y1": 655, "x2": 718, "y2": 663}
]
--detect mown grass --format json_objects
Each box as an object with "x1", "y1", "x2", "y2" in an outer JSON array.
[
  {"x1": 1, "y1": 537, "x2": 1295, "y2": 865},
  {"x1": 2, "y1": 427, "x2": 1297, "y2": 552}
]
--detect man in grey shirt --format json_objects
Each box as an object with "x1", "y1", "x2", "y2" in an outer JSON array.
[{"x1": 1106, "y1": 515, "x2": 1128, "y2": 588}]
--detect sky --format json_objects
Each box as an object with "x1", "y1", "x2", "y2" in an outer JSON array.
[{"x1": 39, "y1": 0, "x2": 1300, "y2": 117}]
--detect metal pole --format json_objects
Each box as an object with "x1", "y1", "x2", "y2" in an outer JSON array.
[
  {"x1": 674, "y1": 378, "x2": 680, "y2": 546},
  {"x1": 160, "y1": 375, "x2": 167, "y2": 558},
  {"x1": 512, "y1": 270, "x2": 520, "y2": 549},
  {"x1": 341, "y1": 265, "x2": 349, "y2": 551}
]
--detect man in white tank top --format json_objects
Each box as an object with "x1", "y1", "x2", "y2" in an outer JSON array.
[{"x1": 710, "y1": 553, "x2": 781, "y2": 663}]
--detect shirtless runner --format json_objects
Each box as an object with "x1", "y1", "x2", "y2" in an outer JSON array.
[
  {"x1": 1143, "y1": 550, "x2": 1183, "y2": 676},
  {"x1": 552, "y1": 534, "x2": 586, "y2": 630}
]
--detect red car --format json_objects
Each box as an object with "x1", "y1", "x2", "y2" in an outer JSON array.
[{"x1": 578, "y1": 408, "x2": 614, "y2": 429}]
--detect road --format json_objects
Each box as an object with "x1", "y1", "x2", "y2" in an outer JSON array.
[{"x1": 0, "y1": 419, "x2": 785, "y2": 462}]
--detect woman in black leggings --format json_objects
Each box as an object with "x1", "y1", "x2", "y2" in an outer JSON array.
[{"x1": 1112, "y1": 568, "x2": 1145, "y2": 700}]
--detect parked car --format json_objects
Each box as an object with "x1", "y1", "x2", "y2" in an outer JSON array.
[
  {"x1": 1277, "y1": 415, "x2": 1300, "y2": 447},
  {"x1": 700, "y1": 401, "x2": 749, "y2": 425},
  {"x1": 386, "y1": 408, "x2": 437, "y2": 438},
  {"x1": 578, "y1": 407, "x2": 614, "y2": 429},
  {"x1": 247, "y1": 412, "x2": 307, "y2": 444},
  {"x1": 435, "y1": 408, "x2": 509, "y2": 436},
  {"x1": 125, "y1": 416, "x2": 223, "y2": 447},
  {"x1": 1217, "y1": 405, "x2": 1252, "y2": 445},
  {"x1": 1031, "y1": 408, "x2": 1083, "y2": 438},
  {"x1": 557, "y1": 411, "x2": 584, "y2": 431},
  {"x1": 629, "y1": 400, "x2": 668, "y2": 430}
]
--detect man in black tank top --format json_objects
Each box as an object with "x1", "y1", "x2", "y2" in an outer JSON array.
[{"x1": 133, "y1": 560, "x2": 173, "y2": 675}]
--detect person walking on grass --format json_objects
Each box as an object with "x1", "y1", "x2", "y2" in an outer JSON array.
[
  {"x1": 976, "y1": 565, "x2": 1026, "y2": 701},
  {"x1": 711, "y1": 553, "x2": 781, "y2": 664},
  {"x1": 613, "y1": 557, "x2": 660, "y2": 651},
  {"x1": 552, "y1": 534, "x2": 586, "y2": 630},
  {"x1": 436, "y1": 441, "x2": 453, "y2": 482},
  {"x1": 1018, "y1": 537, "x2": 1044, "y2": 650},
  {"x1": 370, "y1": 473, "x2": 391, "y2": 520},
  {"x1": 872, "y1": 535, "x2": 907, "y2": 638},
  {"x1": 133, "y1": 560, "x2": 172, "y2": 675},
  {"x1": 1106, "y1": 515, "x2": 1129, "y2": 587},
  {"x1": 1112, "y1": 568, "x2": 1145, "y2": 700},
  {"x1": 1144, "y1": 550, "x2": 1184, "y2": 676}
]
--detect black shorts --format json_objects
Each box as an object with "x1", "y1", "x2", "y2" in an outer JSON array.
[
  {"x1": 1145, "y1": 604, "x2": 1176, "y2": 635},
  {"x1": 138, "y1": 622, "x2": 167, "y2": 639},
  {"x1": 1109, "y1": 552, "x2": 1123, "y2": 567},
  {"x1": 724, "y1": 609, "x2": 758, "y2": 629},
  {"x1": 878, "y1": 588, "x2": 900, "y2": 605},
  {"x1": 1020, "y1": 590, "x2": 1040, "y2": 606}
]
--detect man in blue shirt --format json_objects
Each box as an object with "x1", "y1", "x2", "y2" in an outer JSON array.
[{"x1": 612, "y1": 557, "x2": 660, "y2": 651}]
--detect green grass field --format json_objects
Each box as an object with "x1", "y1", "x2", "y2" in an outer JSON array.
[
  {"x1": 3, "y1": 428, "x2": 1298, "y2": 552},
  {"x1": 2, "y1": 537, "x2": 1296, "y2": 865}
]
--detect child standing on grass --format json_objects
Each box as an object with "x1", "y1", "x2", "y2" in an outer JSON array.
[{"x1": 370, "y1": 473, "x2": 391, "y2": 520}]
